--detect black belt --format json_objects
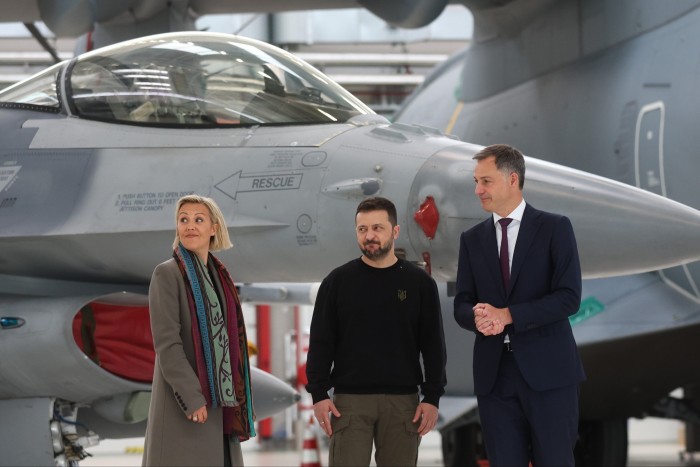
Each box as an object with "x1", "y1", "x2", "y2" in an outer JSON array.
[{"x1": 503, "y1": 342, "x2": 513, "y2": 353}]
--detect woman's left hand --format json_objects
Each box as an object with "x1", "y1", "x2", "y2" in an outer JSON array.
[{"x1": 188, "y1": 405, "x2": 208, "y2": 424}]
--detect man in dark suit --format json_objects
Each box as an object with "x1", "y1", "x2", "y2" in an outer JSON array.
[{"x1": 454, "y1": 144, "x2": 585, "y2": 466}]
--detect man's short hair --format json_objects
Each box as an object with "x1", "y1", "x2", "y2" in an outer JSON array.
[
  {"x1": 473, "y1": 144, "x2": 526, "y2": 189},
  {"x1": 356, "y1": 197, "x2": 398, "y2": 227}
]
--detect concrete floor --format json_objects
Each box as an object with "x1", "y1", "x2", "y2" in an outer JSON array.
[{"x1": 81, "y1": 428, "x2": 700, "y2": 467}]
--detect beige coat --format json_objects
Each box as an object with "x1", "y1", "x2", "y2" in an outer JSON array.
[{"x1": 142, "y1": 258, "x2": 243, "y2": 466}]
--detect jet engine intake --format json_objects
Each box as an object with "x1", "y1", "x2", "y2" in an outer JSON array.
[{"x1": 0, "y1": 292, "x2": 152, "y2": 403}]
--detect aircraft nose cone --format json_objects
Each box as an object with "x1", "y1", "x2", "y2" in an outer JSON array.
[
  {"x1": 250, "y1": 367, "x2": 300, "y2": 419},
  {"x1": 407, "y1": 144, "x2": 700, "y2": 279},
  {"x1": 523, "y1": 157, "x2": 700, "y2": 277}
]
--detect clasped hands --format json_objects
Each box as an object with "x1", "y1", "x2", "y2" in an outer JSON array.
[{"x1": 474, "y1": 303, "x2": 512, "y2": 336}]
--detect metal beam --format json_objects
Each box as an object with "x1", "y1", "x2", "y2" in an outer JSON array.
[{"x1": 23, "y1": 22, "x2": 61, "y2": 64}]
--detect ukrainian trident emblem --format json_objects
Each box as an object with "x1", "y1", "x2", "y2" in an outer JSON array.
[{"x1": 397, "y1": 289, "x2": 407, "y2": 301}]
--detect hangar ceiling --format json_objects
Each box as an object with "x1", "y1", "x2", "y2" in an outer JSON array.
[{"x1": 0, "y1": 7, "x2": 472, "y2": 117}]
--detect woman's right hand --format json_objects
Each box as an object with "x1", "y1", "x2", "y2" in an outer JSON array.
[{"x1": 188, "y1": 405, "x2": 208, "y2": 424}]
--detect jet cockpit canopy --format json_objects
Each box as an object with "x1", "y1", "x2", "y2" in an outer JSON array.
[{"x1": 0, "y1": 32, "x2": 374, "y2": 127}]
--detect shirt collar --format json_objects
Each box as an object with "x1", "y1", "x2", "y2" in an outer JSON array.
[{"x1": 493, "y1": 198, "x2": 526, "y2": 225}]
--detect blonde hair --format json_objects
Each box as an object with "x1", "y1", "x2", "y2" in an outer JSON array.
[{"x1": 172, "y1": 194, "x2": 233, "y2": 251}]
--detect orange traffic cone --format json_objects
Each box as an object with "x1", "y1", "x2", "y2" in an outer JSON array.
[{"x1": 300, "y1": 416, "x2": 322, "y2": 467}]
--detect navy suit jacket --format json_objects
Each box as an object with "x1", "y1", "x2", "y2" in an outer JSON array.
[{"x1": 454, "y1": 203, "x2": 586, "y2": 395}]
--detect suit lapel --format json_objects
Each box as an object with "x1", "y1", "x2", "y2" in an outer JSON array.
[{"x1": 508, "y1": 204, "x2": 541, "y2": 294}]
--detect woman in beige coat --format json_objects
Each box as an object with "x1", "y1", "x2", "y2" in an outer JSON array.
[{"x1": 143, "y1": 194, "x2": 255, "y2": 466}]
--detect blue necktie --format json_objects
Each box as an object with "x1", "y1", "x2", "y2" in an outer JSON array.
[{"x1": 499, "y1": 218, "x2": 513, "y2": 288}]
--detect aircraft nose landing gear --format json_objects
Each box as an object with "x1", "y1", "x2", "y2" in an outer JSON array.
[{"x1": 51, "y1": 399, "x2": 99, "y2": 466}]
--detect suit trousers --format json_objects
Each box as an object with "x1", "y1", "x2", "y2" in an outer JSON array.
[
  {"x1": 477, "y1": 352, "x2": 579, "y2": 467},
  {"x1": 329, "y1": 393, "x2": 421, "y2": 466}
]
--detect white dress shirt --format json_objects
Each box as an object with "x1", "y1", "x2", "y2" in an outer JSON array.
[
  {"x1": 493, "y1": 198, "x2": 526, "y2": 343},
  {"x1": 493, "y1": 198, "x2": 526, "y2": 273}
]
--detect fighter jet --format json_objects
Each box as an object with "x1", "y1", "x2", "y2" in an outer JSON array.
[{"x1": 2, "y1": 30, "x2": 700, "y2": 466}]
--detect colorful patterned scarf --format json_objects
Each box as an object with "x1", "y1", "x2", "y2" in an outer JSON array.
[{"x1": 174, "y1": 244, "x2": 256, "y2": 440}]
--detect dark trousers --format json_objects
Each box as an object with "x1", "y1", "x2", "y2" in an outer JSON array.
[{"x1": 477, "y1": 352, "x2": 579, "y2": 467}]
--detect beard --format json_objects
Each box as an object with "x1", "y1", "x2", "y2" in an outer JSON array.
[{"x1": 360, "y1": 237, "x2": 393, "y2": 261}]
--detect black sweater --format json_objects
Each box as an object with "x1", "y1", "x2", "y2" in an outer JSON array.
[{"x1": 305, "y1": 258, "x2": 447, "y2": 407}]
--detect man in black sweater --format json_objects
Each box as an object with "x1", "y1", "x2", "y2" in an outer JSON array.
[{"x1": 306, "y1": 197, "x2": 447, "y2": 466}]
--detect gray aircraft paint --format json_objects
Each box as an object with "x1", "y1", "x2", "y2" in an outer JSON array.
[
  {"x1": 1, "y1": 33, "x2": 699, "y2": 466},
  {"x1": 4, "y1": 1, "x2": 700, "y2": 465}
]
